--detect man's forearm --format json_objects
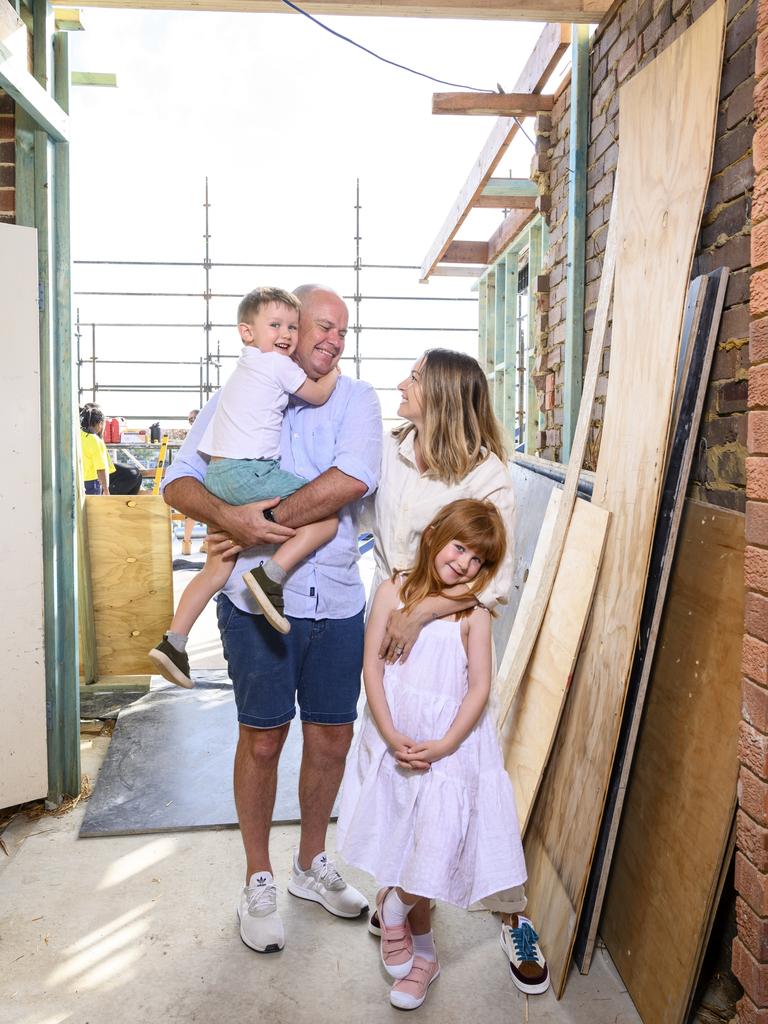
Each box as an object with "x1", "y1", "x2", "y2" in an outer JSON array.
[
  {"x1": 272, "y1": 468, "x2": 367, "y2": 528},
  {"x1": 164, "y1": 476, "x2": 228, "y2": 529}
]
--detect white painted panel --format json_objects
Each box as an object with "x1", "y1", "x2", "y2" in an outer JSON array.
[{"x1": 0, "y1": 222, "x2": 47, "y2": 806}]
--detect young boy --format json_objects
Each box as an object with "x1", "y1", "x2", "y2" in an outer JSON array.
[{"x1": 149, "y1": 286, "x2": 339, "y2": 688}]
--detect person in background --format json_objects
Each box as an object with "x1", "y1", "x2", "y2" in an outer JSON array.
[{"x1": 80, "y1": 404, "x2": 112, "y2": 495}]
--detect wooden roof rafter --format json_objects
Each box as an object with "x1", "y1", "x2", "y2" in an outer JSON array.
[{"x1": 421, "y1": 22, "x2": 570, "y2": 282}]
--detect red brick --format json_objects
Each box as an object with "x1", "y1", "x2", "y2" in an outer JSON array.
[
  {"x1": 737, "y1": 895, "x2": 768, "y2": 960},
  {"x1": 755, "y1": 173, "x2": 768, "y2": 226},
  {"x1": 747, "y1": 592, "x2": 768, "y2": 643},
  {"x1": 734, "y1": 933, "x2": 768, "y2": 1001},
  {"x1": 747, "y1": 545, "x2": 768, "y2": 593},
  {"x1": 741, "y1": 762, "x2": 768, "y2": 824},
  {"x1": 739, "y1": 809, "x2": 768, "y2": 873},
  {"x1": 754, "y1": 366, "x2": 768, "y2": 407},
  {"x1": 746, "y1": 634, "x2": 768, "y2": 684},
  {"x1": 749, "y1": 459, "x2": 768, "y2": 502},
  {"x1": 743, "y1": 720, "x2": 768, "y2": 778},
  {"x1": 758, "y1": 75, "x2": 768, "y2": 124},
  {"x1": 0, "y1": 114, "x2": 13, "y2": 142},
  {"x1": 756, "y1": 222, "x2": 768, "y2": 271},
  {"x1": 749, "y1": 502, "x2": 768, "y2": 546},
  {"x1": 759, "y1": 28, "x2": 768, "y2": 80},
  {"x1": 753, "y1": 269, "x2": 768, "y2": 317},
  {"x1": 753, "y1": 318, "x2": 768, "y2": 366},
  {"x1": 737, "y1": 994, "x2": 768, "y2": 1023},
  {"x1": 759, "y1": 123, "x2": 768, "y2": 181},
  {"x1": 739, "y1": 851, "x2": 768, "y2": 918},
  {"x1": 753, "y1": 413, "x2": 768, "y2": 454}
]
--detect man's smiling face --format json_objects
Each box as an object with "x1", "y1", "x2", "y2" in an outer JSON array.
[{"x1": 294, "y1": 291, "x2": 348, "y2": 380}]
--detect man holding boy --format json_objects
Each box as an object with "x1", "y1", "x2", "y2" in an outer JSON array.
[{"x1": 163, "y1": 285, "x2": 382, "y2": 952}]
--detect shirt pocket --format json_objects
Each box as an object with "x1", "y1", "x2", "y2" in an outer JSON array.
[{"x1": 306, "y1": 422, "x2": 336, "y2": 474}]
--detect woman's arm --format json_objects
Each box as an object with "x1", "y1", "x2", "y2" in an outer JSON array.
[
  {"x1": 363, "y1": 581, "x2": 416, "y2": 753},
  {"x1": 378, "y1": 589, "x2": 476, "y2": 664},
  {"x1": 401, "y1": 608, "x2": 492, "y2": 767}
]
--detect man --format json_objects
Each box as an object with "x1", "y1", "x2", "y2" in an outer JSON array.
[{"x1": 163, "y1": 285, "x2": 382, "y2": 953}]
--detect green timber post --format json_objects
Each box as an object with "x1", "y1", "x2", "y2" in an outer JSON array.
[
  {"x1": 494, "y1": 259, "x2": 506, "y2": 420},
  {"x1": 503, "y1": 252, "x2": 518, "y2": 442},
  {"x1": 563, "y1": 24, "x2": 590, "y2": 460},
  {"x1": 527, "y1": 219, "x2": 543, "y2": 454}
]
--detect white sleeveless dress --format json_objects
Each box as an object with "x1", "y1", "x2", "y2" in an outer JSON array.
[{"x1": 336, "y1": 615, "x2": 527, "y2": 909}]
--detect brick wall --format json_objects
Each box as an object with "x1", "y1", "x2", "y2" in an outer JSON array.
[
  {"x1": 539, "y1": 0, "x2": 754, "y2": 511},
  {"x1": 736, "y1": 4, "x2": 768, "y2": 1015},
  {"x1": 0, "y1": 90, "x2": 14, "y2": 224}
]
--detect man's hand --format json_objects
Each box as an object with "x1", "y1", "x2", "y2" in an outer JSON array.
[
  {"x1": 217, "y1": 497, "x2": 296, "y2": 549},
  {"x1": 378, "y1": 606, "x2": 427, "y2": 665}
]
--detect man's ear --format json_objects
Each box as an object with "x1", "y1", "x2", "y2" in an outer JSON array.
[{"x1": 238, "y1": 322, "x2": 252, "y2": 344}]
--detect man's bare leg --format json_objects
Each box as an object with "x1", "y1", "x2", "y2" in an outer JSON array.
[
  {"x1": 234, "y1": 721, "x2": 290, "y2": 881},
  {"x1": 297, "y1": 721, "x2": 353, "y2": 869}
]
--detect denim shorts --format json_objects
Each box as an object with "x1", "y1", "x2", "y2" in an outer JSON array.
[
  {"x1": 216, "y1": 594, "x2": 364, "y2": 728},
  {"x1": 204, "y1": 457, "x2": 306, "y2": 506}
]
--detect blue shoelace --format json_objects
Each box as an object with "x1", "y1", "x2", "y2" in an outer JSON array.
[{"x1": 510, "y1": 921, "x2": 540, "y2": 962}]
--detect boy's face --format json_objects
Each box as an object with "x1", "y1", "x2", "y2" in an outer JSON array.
[{"x1": 239, "y1": 301, "x2": 299, "y2": 356}]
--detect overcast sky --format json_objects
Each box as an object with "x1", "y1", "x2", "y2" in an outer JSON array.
[{"x1": 67, "y1": 9, "x2": 556, "y2": 423}]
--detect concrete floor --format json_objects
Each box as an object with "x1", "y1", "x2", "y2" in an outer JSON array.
[{"x1": 0, "y1": 539, "x2": 642, "y2": 1024}]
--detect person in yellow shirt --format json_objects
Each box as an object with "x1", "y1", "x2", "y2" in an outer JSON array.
[{"x1": 80, "y1": 404, "x2": 113, "y2": 495}]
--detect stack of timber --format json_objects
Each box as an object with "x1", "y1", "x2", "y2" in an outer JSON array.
[{"x1": 496, "y1": 0, "x2": 728, "y2": 1001}]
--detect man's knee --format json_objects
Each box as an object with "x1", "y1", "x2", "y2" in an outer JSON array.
[
  {"x1": 237, "y1": 722, "x2": 289, "y2": 766},
  {"x1": 302, "y1": 722, "x2": 353, "y2": 766}
]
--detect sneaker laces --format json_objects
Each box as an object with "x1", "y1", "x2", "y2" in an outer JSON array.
[
  {"x1": 510, "y1": 922, "x2": 541, "y2": 963},
  {"x1": 313, "y1": 855, "x2": 345, "y2": 891},
  {"x1": 245, "y1": 878, "x2": 277, "y2": 917}
]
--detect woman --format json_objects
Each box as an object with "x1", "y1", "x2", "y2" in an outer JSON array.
[
  {"x1": 80, "y1": 404, "x2": 112, "y2": 495},
  {"x1": 372, "y1": 347, "x2": 515, "y2": 665},
  {"x1": 366, "y1": 347, "x2": 550, "y2": 996}
]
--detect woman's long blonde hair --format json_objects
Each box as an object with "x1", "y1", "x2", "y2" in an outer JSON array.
[
  {"x1": 394, "y1": 348, "x2": 506, "y2": 485},
  {"x1": 397, "y1": 499, "x2": 507, "y2": 616}
]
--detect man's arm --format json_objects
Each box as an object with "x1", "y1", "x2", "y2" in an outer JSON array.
[
  {"x1": 164, "y1": 476, "x2": 295, "y2": 548},
  {"x1": 269, "y1": 467, "x2": 366, "y2": 528}
]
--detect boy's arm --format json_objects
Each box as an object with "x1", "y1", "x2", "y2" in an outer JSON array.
[
  {"x1": 403, "y1": 609, "x2": 492, "y2": 765},
  {"x1": 294, "y1": 368, "x2": 339, "y2": 407}
]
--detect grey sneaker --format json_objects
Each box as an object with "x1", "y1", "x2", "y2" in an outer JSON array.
[
  {"x1": 236, "y1": 871, "x2": 285, "y2": 953},
  {"x1": 148, "y1": 635, "x2": 193, "y2": 688},
  {"x1": 287, "y1": 851, "x2": 368, "y2": 918},
  {"x1": 243, "y1": 565, "x2": 291, "y2": 634}
]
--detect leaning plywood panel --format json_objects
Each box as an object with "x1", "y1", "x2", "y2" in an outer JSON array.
[
  {"x1": 499, "y1": 489, "x2": 609, "y2": 832},
  {"x1": 522, "y1": 1, "x2": 726, "y2": 996},
  {"x1": 87, "y1": 495, "x2": 173, "y2": 676},
  {"x1": 602, "y1": 501, "x2": 744, "y2": 1024},
  {"x1": 0, "y1": 223, "x2": 47, "y2": 807}
]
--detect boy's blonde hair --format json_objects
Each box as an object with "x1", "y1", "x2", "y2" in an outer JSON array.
[
  {"x1": 396, "y1": 499, "x2": 507, "y2": 617},
  {"x1": 237, "y1": 287, "x2": 301, "y2": 325}
]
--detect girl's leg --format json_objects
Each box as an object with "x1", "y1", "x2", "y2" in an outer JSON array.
[
  {"x1": 389, "y1": 892, "x2": 440, "y2": 1010},
  {"x1": 170, "y1": 547, "x2": 237, "y2": 636}
]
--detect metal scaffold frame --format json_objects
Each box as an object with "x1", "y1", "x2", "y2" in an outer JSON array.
[{"x1": 73, "y1": 180, "x2": 478, "y2": 423}]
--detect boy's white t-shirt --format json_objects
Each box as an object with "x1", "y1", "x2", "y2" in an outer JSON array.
[{"x1": 198, "y1": 346, "x2": 307, "y2": 460}]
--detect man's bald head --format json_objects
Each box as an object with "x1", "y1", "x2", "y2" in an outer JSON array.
[{"x1": 292, "y1": 284, "x2": 349, "y2": 380}]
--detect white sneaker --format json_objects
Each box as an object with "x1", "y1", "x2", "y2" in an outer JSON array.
[
  {"x1": 236, "y1": 871, "x2": 285, "y2": 953},
  {"x1": 287, "y1": 850, "x2": 368, "y2": 918}
]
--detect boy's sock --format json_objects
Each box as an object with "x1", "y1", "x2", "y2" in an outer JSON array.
[
  {"x1": 263, "y1": 559, "x2": 287, "y2": 585},
  {"x1": 166, "y1": 631, "x2": 188, "y2": 653},
  {"x1": 383, "y1": 889, "x2": 413, "y2": 928},
  {"x1": 412, "y1": 931, "x2": 437, "y2": 963}
]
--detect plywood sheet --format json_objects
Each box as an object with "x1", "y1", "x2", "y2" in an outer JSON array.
[
  {"x1": 498, "y1": 489, "x2": 609, "y2": 832},
  {"x1": 522, "y1": 2, "x2": 726, "y2": 996},
  {"x1": 87, "y1": 495, "x2": 174, "y2": 676},
  {"x1": 601, "y1": 501, "x2": 744, "y2": 1024},
  {"x1": 0, "y1": 222, "x2": 47, "y2": 807}
]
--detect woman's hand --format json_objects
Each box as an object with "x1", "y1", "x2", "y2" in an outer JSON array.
[
  {"x1": 205, "y1": 530, "x2": 243, "y2": 561},
  {"x1": 379, "y1": 606, "x2": 426, "y2": 665}
]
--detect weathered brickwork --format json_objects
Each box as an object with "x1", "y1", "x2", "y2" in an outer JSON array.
[
  {"x1": 0, "y1": 90, "x2": 14, "y2": 225},
  {"x1": 538, "y1": 0, "x2": 754, "y2": 508},
  {"x1": 738, "y1": 3, "x2": 768, "y2": 1017}
]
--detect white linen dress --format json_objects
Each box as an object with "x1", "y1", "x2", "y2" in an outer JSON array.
[{"x1": 336, "y1": 613, "x2": 527, "y2": 909}]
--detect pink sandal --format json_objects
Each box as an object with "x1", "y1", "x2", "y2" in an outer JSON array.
[{"x1": 376, "y1": 887, "x2": 414, "y2": 980}]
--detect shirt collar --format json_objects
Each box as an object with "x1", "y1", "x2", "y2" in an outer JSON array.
[{"x1": 397, "y1": 429, "x2": 418, "y2": 468}]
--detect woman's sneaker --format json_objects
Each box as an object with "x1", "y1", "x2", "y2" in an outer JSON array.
[
  {"x1": 499, "y1": 915, "x2": 550, "y2": 994},
  {"x1": 390, "y1": 957, "x2": 440, "y2": 1010},
  {"x1": 148, "y1": 635, "x2": 193, "y2": 688},
  {"x1": 244, "y1": 566, "x2": 291, "y2": 634}
]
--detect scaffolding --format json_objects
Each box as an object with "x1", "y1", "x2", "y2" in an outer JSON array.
[{"x1": 74, "y1": 180, "x2": 478, "y2": 427}]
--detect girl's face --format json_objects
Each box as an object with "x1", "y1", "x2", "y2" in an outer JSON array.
[
  {"x1": 434, "y1": 538, "x2": 484, "y2": 587},
  {"x1": 397, "y1": 356, "x2": 425, "y2": 425}
]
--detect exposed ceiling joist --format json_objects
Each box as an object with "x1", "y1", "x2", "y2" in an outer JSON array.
[
  {"x1": 431, "y1": 265, "x2": 485, "y2": 277},
  {"x1": 483, "y1": 176, "x2": 539, "y2": 197},
  {"x1": 474, "y1": 193, "x2": 537, "y2": 209},
  {"x1": 420, "y1": 22, "x2": 570, "y2": 282},
  {"x1": 57, "y1": 0, "x2": 607, "y2": 21},
  {"x1": 488, "y1": 207, "x2": 534, "y2": 262},
  {"x1": 442, "y1": 240, "x2": 490, "y2": 264},
  {"x1": 432, "y1": 91, "x2": 554, "y2": 116}
]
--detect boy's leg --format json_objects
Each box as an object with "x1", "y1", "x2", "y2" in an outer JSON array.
[
  {"x1": 170, "y1": 548, "x2": 236, "y2": 636},
  {"x1": 270, "y1": 516, "x2": 339, "y2": 575}
]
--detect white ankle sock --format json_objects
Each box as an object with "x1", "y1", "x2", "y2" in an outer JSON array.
[
  {"x1": 412, "y1": 930, "x2": 437, "y2": 962},
  {"x1": 263, "y1": 558, "x2": 287, "y2": 585},
  {"x1": 382, "y1": 889, "x2": 413, "y2": 927}
]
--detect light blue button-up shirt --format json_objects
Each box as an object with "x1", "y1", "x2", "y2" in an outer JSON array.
[{"x1": 162, "y1": 376, "x2": 383, "y2": 620}]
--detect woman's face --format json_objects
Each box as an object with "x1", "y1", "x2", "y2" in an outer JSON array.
[{"x1": 397, "y1": 356, "x2": 425, "y2": 424}]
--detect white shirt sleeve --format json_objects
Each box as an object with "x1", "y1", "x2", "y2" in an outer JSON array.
[{"x1": 271, "y1": 354, "x2": 307, "y2": 395}]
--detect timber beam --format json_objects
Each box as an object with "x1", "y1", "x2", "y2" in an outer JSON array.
[
  {"x1": 432, "y1": 91, "x2": 554, "y2": 116},
  {"x1": 488, "y1": 208, "x2": 535, "y2": 262},
  {"x1": 442, "y1": 241, "x2": 489, "y2": 264},
  {"x1": 474, "y1": 193, "x2": 537, "y2": 209},
  {"x1": 58, "y1": 1, "x2": 610, "y2": 22},
  {"x1": 420, "y1": 22, "x2": 570, "y2": 282},
  {"x1": 431, "y1": 265, "x2": 485, "y2": 278}
]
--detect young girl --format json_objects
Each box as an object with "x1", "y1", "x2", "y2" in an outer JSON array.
[{"x1": 336, "y1": 499, "x2": 527, "y2": 1011}]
